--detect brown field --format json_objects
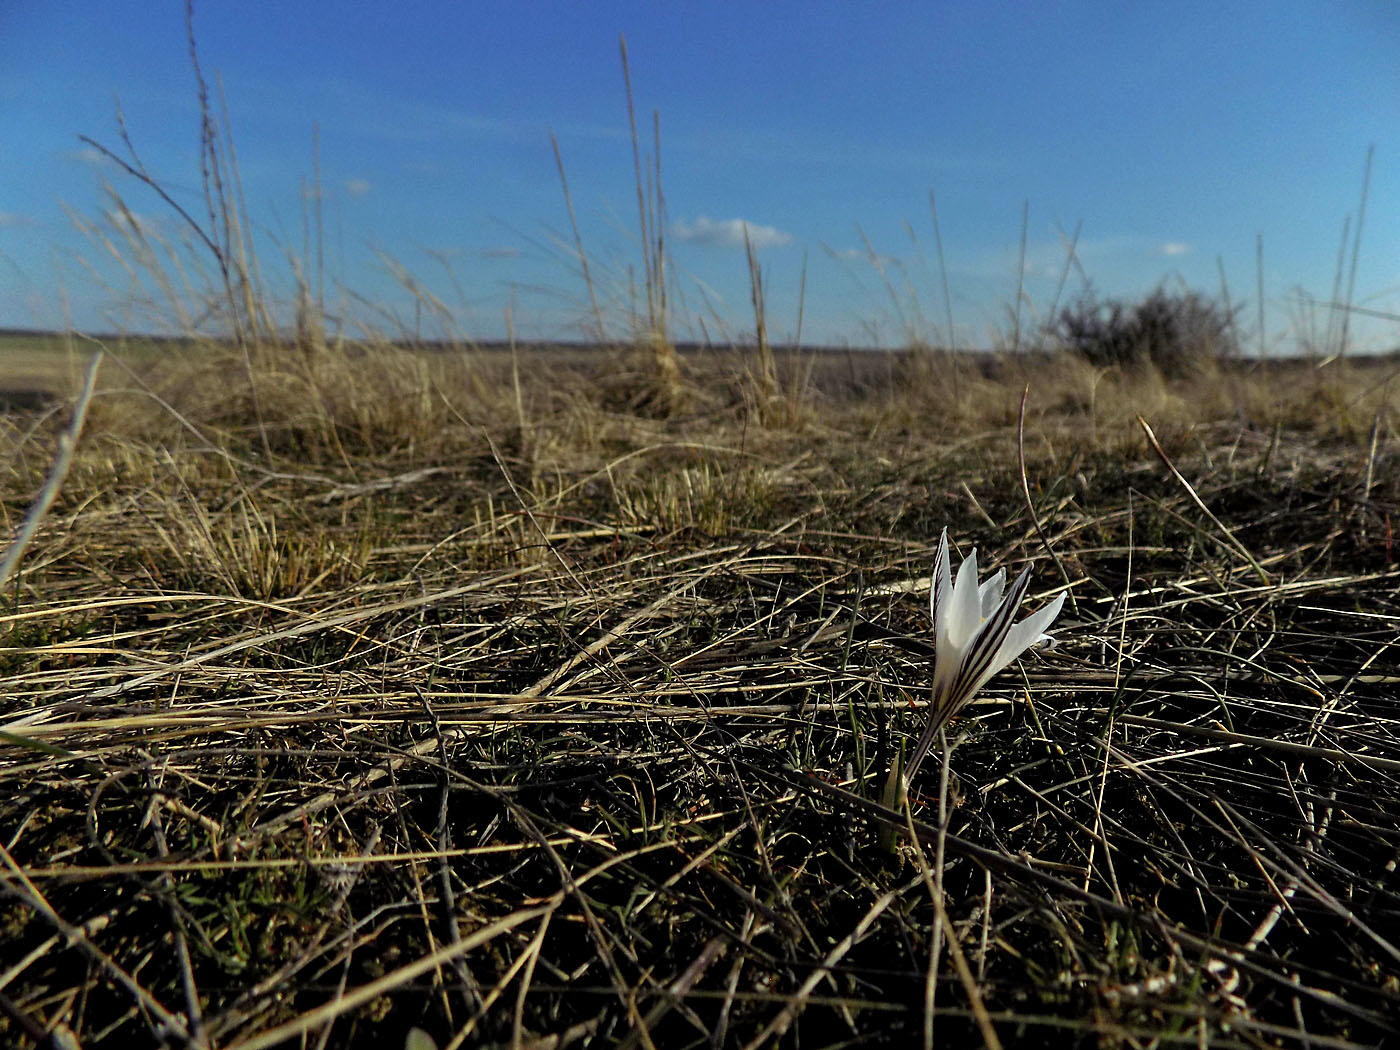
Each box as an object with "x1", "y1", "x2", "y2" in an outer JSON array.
[{"x1": 1, "y1": 331, "x2": 1398, "y2": 1048}]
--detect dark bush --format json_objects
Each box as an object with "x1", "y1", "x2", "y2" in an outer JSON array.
[{"x1": 1053, "y1": 288, "x2": 1239, "y2": 376}]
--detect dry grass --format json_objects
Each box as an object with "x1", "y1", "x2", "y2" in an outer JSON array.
[{"x1": 1, "y1": 339, "x2": 1398, "y2": 1049}]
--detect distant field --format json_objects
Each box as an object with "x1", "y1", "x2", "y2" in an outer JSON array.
[
  {"x1": 0, "y1": 331, "x2": 92, "y2": 406},
  {"x1": 4, "y1": 324, "x2": 1394, "y2": 407},
  {"x1": 0, "y1": 330, "x2": 193, "y2": 408}
]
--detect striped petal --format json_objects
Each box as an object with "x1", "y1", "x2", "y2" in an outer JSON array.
[
  {"x1": 929, "y1": 528, "x2": 952, "y2": 626},
  {"x1": 946, "y1": 566, "x2": 1032, "y2": 706},
  {"x1": 929, "y1": 530, "x2": 959, "y2": 700},
  {"x1": 970, "y1": 590, "x2": 1066, "y2": 697}
]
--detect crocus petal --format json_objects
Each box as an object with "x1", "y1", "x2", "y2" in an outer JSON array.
[
  {"x1": 977, "y1": 568, "x2": 1006, "y2": 618},
  {"x1": 947, "y1": 566, "x2": 1032, "y2": 705},
  {"x1": 946, "y1": 546, "x2": 984, "y2": 649},
  {"x1": 929, "y1": 528, "x2": 952, "y2": 626},
  {"x1": 929, "y1": 531, "x2": 960, "y2": 698},
  {"x1": 970, "y1": 590, "x2": 1067, "y2": 697}
]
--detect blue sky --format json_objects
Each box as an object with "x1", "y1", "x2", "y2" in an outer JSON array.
[{"x1": 2, "y1": 1, "x2": 1398, "y2": 350}]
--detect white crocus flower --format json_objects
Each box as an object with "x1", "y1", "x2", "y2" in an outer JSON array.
[{"x1": 904, "y1": 528, "x2": 1065, "y2": 782}]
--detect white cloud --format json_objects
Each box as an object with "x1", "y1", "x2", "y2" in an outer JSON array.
[
  {"x1": 672, "y1": 215, "x2": 793, "y2": 249},
  {"x1": 832, "y1": 246, "x2": 897, "y2": 267},
  {"x1": 66, "y1": 145, "x2": 108, "y2": 167},
  {"x1": 1159, "y1": 241, "x2": 1191, "y2": 257},
  {"x1": 102, "y1": 209, "x2": 160, "y2": 235},
  {"x1": 345, "y1": 178, "x2": 372, "y2": 198}
]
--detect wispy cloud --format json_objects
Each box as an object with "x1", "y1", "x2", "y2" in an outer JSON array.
[
  {"x1": 0, "y1": 212, "x2": 38, "y2": 230},
  {"x1": 952, "y1": 233, "x2": 1200, "y2": 283},
  {"x1": 672, "y1": 215, "x2": 793, "y2": 249},
  {"x1": 345, "y1": 178, "x2": 372, "y2": 198},
  {"x1": 65, "y1": 145, "x2": 109, "y2": 167},
  {"x1": 267, "y1": 74, "x2": 624, "y2": 149},
  {"x1": 832, "y1": 246, "x2": 896, "y2": 267},
  {"x1": 102, "y1": 209, "x2": 162, "y2": 235}
]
